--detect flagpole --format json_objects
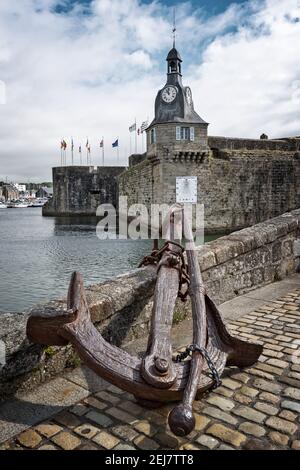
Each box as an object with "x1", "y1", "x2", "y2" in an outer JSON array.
[
  {"x1": 71, "y1": 137, "x2": 74, "y2": 165},
  {"x1": 146, "y1": 116, "x2": 149, "y2": 153},
  {"x1": 60, "y1": 140, "x2": 63, "y2": 166},
  {"x1": 102, "y1": 137, "x2": 104, "y2": 166},
  {"x1": 135, "y1": 118, "x2": 137, "y2": 154},
  {"x1": 117, "y1": 136, "x2": 119, "y2": 163},
  {"x1": 129, "y1": 132, "x2": 132, "y2": 155},
  {"x1": 63, "y1": 140, "x2": 66, "y2": 166},
  {"x1": 86, "y1": 137, "x2": 88, "y2": 165}
]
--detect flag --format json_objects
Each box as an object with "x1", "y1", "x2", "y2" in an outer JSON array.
[
  {"x1": 100, "y1": 139, "x2": 104, "y2": 148},
  {"x1": 88, "y1": 145, "x2": 91, "y2": 153},
  {"x1": 63, "y1": 140, "x2": 67, "y2": 150},
  {"x1": 112, "y1": 139, "x2": 118, "y2": 148},
  {"x1": 129, "y1": 123, "x2": 136, "y2": 133},
  {"x1": 71, "y1": 139, "x2": 74, "y2": 150},
  {"x1": 86, "y1": 139, "x2": 89, "y2": 148},
  {"x1": 60, "y1": 140, "x2": 64, "y2": 149},
  {"x1": 141, "y1": 121, "x2": 148, "y2": 133},
  {"x1": 79, "y1": 145, "x2": 82, "y2": 153},
  {"x1": 137, "y1": 128, "x2": 141, "y2": 136}
]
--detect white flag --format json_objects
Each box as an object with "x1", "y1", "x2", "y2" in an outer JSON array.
[{"x1": 141, "y1": 121, "x2": 148, "y2": 133}]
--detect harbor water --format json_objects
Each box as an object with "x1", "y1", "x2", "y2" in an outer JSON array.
[{"x1": 0, "y1": 208, "x2": 218, "y2": 313}]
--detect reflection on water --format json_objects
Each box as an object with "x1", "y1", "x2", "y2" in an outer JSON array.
[{"x1": 0, "y1": 208, "x2": 219, "y2": 313}]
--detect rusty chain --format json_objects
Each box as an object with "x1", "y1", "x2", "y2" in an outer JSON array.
[
  {"x1": 138, "y1": 240, "x2": 190, "y2": 302},
  {"x1": 175, "y1": 344, "x2": 222, "y2": 390}
]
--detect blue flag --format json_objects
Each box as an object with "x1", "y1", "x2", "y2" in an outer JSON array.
[{"x1": 112, "y1": 139, "x2": 118, "y2": 148}]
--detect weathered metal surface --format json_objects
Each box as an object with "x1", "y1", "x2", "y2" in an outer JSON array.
[
  {"x1": 168, "y1": 206, "x2": 208, "y2": 436},
  {"x1": 27, "y1": 272, "x2": 228, "y2": 401},
  {"x1": 141, "y1": 242, "x2": 182, "y2": 389}
]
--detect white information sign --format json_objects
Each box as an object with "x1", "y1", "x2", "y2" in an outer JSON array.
[{"x1": 176, "y1": 176, "x2": 197, "y2": 203}]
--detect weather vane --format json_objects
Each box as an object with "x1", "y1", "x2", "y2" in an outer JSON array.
[{"x1": 172, "y1": 7, "x2": 176, "y2": 48}]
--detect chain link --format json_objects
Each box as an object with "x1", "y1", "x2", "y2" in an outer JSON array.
[
  {"x1": 138, "y1": 241, "x2": 190, "y2": 302},
  {"x1": 175, "y1": 344, "x2": 222, "y2": 390}
]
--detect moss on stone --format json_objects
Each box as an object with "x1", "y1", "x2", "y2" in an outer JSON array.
[{"x1": 44, "y1": 346, "x2": 56, "y2": 358}]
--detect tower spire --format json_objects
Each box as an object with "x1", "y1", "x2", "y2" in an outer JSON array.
[{"x1": 172, "y1": 7, "x2": 176, "y2": 48}]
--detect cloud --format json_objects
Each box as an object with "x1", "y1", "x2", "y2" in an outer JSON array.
[
  {"x1": 0, "y1": 0, "x2": 299, "y2": 181},
  {"x1": 189, "y1": 0, "x2": 300, "y2": 138}
]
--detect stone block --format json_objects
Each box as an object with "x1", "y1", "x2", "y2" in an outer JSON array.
[{"x1": 207, "y1": 423, "x2": 246, "y2": 447}]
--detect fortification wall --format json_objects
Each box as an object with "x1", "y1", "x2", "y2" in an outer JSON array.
[
  {"x1": 208, "y1": 136, "x2": 300, "y2": 152},
  {"x1": 43, "y1": 166, "x2": 125, "y2": 216},
  {"x1": 118, "y1": 137, "x2": 300, "y2": 233},
  {"x1": 1, "y1": 209, "x2": 300, "y2": 400}
]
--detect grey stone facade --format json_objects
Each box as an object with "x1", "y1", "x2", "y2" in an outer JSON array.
[
  {"x1": 43, "y1": 166, "x2": 125, "y2": 216},
  {"x1": 119, "y1": 136, "x2": 300, "y2": 233}
]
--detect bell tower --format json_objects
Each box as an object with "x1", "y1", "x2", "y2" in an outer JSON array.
[
  {"x1": 146, "y1": 31, "x2": 209, "y2": 162},
  {"x1": 167, "y1": 46, "x2": 182, "y2": 79}
]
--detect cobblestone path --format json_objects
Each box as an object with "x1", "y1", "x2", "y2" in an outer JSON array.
[{"x1": 1, "y1": 289, "x2": 300, "y2": 451}]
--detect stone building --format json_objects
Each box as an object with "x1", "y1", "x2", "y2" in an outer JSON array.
[
  {"x1": 1, "y1": 184, "x2": 19, "y2": 201},
  {"x1": 43, "y1": 166, "x2": 125, "y2": 216},
  {"x1": 46, "y1": 45, "x2": 300, "y2": 232},
  {"x1": 118, "y1": 46, "x2": 300, "y2": 233}
]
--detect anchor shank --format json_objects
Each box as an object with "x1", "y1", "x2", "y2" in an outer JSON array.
[
  {"x1": 168, "y1": 205, "x2": 208, "y2": 436},
  {"x1": 141, "y1": 242, "x2": 182, "y2": 388}
]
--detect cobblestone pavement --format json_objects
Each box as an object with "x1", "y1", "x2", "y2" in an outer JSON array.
[{"x1": 2, "y1": 289, "x2": 300, "y2": 451}]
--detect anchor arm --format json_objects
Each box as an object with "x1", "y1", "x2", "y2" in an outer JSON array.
[{"x1": 26, "y1": 271, "x2": 227, "y2": 404}]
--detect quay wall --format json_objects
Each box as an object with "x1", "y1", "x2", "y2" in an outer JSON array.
[{"x1": 1, "y1": 209, "x2": 300, "y2": 400}]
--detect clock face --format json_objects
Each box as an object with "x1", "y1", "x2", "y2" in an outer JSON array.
[
  {"x1": 162, "y1": 86, "x2": 177, "y2": 103},
  {"x1": 186, "y1": 87, "x2": 192, "y2": 105}
]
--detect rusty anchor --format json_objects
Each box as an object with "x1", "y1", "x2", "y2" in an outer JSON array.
[{"x1": 26, "y1": 204, "x2": 262, "y2": 437}]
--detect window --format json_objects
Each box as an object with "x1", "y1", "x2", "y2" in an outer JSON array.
[
  {"x1": 176, "y1": 126, "x2": 195, "y2": 141},
  {"x1": 170, "y1": 61, "x2": 176, "y2": 72},
  {"x1": 150, "y1": 128, "x2": 156, "y2": 144},
  {"x1": 181, "y1": 127, "x2": 190, "y2": 140}
]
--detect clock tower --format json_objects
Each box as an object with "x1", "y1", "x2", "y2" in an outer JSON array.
[{"x1": 146, "y1": 45, "x2": 209, "y2": 162}]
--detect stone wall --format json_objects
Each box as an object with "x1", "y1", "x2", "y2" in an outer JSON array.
[
  {"x1": 208, "y1": 136, "x2": 300, "y2": 152},
  {"x1": 43, "y1": 166, "x2": 125, "y2": 216},
  {"x1": 118, "y1": 136, "x2": 300, "y2": 233},
  {"x1": 1, "y1": 209, "x2": 300, "y2": 401}
]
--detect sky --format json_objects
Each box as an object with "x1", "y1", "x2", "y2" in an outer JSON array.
[{"x1": 0, "y1": 0, "x2": 299, "y2": 181}]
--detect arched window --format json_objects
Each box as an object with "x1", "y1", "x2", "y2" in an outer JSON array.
[{"x1": 170, "y1": 61, "x2": 177, "y2": 73}]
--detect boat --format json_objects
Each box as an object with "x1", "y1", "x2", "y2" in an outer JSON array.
[
  {"x1": 0, "y1": 202, "x2": 7, "y2": 209},
  {"x1": 7, "y1": 200, "x2": 29, "y2": 208},
  {"x1": 31, "y1": 198, "x2": 47, "y2": 207}
]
